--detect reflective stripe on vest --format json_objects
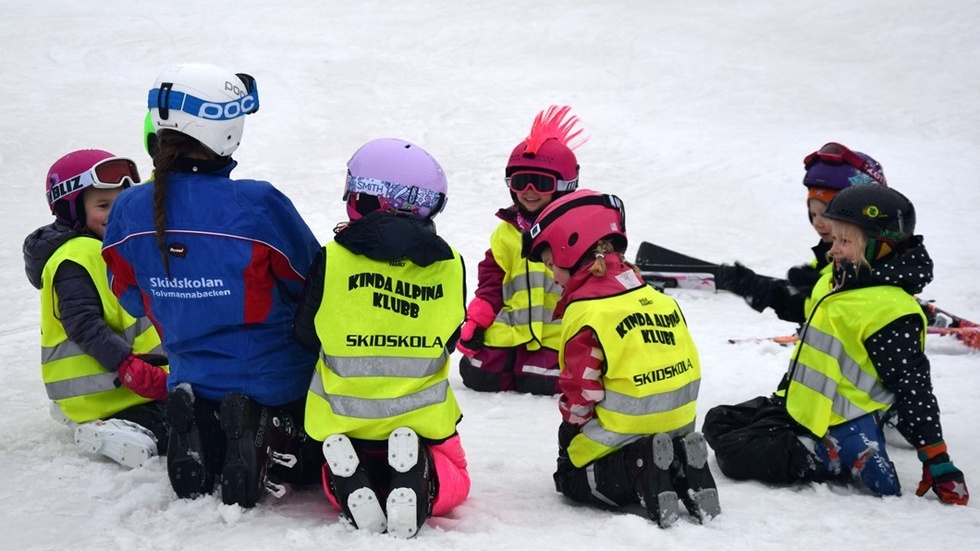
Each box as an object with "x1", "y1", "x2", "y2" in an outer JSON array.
[
  {"x1": 579, "y1": 379, "x2": 700, "y2": 450},
  {"x1": 45, "y1": 371, "x2": 119, "y2": 401},
  {"x1": 791, "y1": 325, "x2": 895, "y2": 424},
  {"x1": 320, "y1": 349, "x2": 448, "y2": 379},
  {"x1": 309, "y1": 375, "x2": 450, "y2": 420}
]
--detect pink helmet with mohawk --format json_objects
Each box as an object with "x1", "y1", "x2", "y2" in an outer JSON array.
[{"x1": 506, "y1": 105, "x2": 588, "y2": 198}]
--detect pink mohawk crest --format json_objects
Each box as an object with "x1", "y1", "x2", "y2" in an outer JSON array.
[{"x1": 523, "y1": 105, "x2": 589, "y2": 156}]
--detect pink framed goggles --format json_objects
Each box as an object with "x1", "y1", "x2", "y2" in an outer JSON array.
[{"x1": 505, "y1": 170, "x2": 578, "y2": 194}]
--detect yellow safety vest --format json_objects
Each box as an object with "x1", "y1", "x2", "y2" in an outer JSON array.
[
  {"x1": 40, "y1": 236, "x2": 164, "y2": 423},
  {"x1": 483, "y1": 222, "x2": 562, "y2": 351},
  {"x1": 560, "y1": 285, "x2": 701, "y2": 467},
  {"x1": 785, "y1": 273, "x2": 923, "y2": 436},
  {"x1": 305, "y1": 242, "x2": 465, "y2": 441}
]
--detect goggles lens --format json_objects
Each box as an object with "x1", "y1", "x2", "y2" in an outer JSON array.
[
  {"x1": 92, "y1": 157, "x2": 141, "y2": 188},
  {"x1": 507, "y1": 171, "x2": 559, "y2": 194}
]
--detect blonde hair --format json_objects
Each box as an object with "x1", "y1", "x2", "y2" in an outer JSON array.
[
  {"x1": 584, "y1": 238, "x2": 639, "y2": 278},
  {"x1": 829, "y1": 220, "x2": 871, "y2": 273}
]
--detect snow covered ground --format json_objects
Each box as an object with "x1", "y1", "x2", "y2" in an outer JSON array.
[{"x1": 1, "y1": 1, "x2": 978, "y2": 549}]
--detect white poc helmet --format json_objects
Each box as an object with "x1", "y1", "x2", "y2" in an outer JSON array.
[{"x1": 147, "y1": 63, "x2": 259, "y2": 157}]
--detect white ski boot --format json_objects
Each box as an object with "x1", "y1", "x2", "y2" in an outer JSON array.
[{"x1": 73, "y1": 418, "x2": 159, "y2": 469}]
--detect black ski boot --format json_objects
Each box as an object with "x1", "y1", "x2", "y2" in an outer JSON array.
[
  {"x1": 386, "y1": 427, "x2": 435, "y2": 539},
  {"x1": 322, "y1": 434, "x2": 386, "y2": 533},
  {"x1": 629, "y1": 433, "x2": 680, "y2": 528},
  {"x1": 672, "y1": 432, "x2": 721, "y2": 523},
  {"x1": 166, "y1": 384, "x2": 215, "y2": 499},
  {"x1": 219, "y1": 393, "x2": 269, "y2": 508}
]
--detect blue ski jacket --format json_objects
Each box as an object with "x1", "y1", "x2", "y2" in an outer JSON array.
[{"x1": 102, "y1": 160, "x2": 319, "y2": 405}]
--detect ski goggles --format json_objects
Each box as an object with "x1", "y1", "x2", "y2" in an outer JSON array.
[
  {"x1": 148, "y1": 73, "x2": 259, "y2": 122},
  {"x1": 344, "y1": 173, "x2": 447, "y2": 218},
  {"x1": 803, "y1": 142, "x2": 887, "y2": 186},
  {"x1": 505, "y1": 170, "x2": 578, "y2": 194},
  {"x1": 47, "y1": 157, "x2": 141, "y2": 207}
]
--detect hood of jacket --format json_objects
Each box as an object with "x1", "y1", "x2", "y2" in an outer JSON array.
[
  {"x1": 23, "y1": 221, "x2": 83, "y2": 290},
  {"x1": 334, "y1": 211, "x2": 454, "y2": 267}
]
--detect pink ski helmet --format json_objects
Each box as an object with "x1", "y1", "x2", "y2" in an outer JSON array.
[
  {"x1": 45, "y1": 149, "x2": 140, "y2": 229},
  {"x1": 523, "y1": 189, "x2": 627, "y2": 270},
  {"x1": 344, "y1": 138, "x2": 448, "y2": 221},
  {"x1": 506, "y1": 105, "x2": 588, "y2": 196}
]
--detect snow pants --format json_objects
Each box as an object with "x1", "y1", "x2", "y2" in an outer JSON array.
[
  {"x1": 702, "y1": 395, "x2": 826, "y2": 484},
  {"x1": 458, "y1": 345, "x2": 559, "y2": 395}
]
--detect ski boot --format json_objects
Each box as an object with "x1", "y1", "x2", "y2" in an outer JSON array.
[
  {"x1": 261, "y1": 407, "x2": 314, "y2": 497},
  {"x1": 73, "y1": 418, "x2": 158, "y2": 469},
  {"x1": 386, "y1": 427, "x2": 435, "y2": 539},
  {"x1": 671, "y1": 432, "x2": 721, "y2": 523},
  {"x1": 629, "y1": 433, "x2": 680, "y2": 528},
  {"x1": 322, "y1": 434, "x2": 386, "y2": 533},
  {"x1": 219, "y1": 393, "x2": 272, "y2": 508},
  {"x1": 166, "y1": 384, "x2": 215, "y2": 498}
]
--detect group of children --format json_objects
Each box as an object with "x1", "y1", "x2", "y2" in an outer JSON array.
[{"x1": 23, "y1": 61, "x2": 968, "y2": 539}]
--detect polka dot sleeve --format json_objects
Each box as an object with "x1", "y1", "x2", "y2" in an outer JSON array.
[{"x1": 866, "y1": 314, "x2": 943, "y2": 448}]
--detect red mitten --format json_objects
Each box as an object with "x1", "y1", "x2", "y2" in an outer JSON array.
[
  {"x1": 117, "y1": 354, "x2": 169, "y2": 401},
  {"x1": 456, "y1": 297, "x2": 497, "y2": 357}
]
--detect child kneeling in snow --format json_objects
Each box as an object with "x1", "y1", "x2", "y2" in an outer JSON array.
[
  {"x1": 295, "y1": 138, "x2": 470, "y2": 538},
  {"x1": 523, "y1": 189, "x2": 721, "y2": 528}
]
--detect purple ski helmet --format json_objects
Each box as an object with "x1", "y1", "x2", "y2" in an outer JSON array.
[
  {"x1": 803, "y1": 142, "x2": 887, "y2": 192},
  {"x1": 344, "y1": 138, "x2": 448, "y2": 221}
]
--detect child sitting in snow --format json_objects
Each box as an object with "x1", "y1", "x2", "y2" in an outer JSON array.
[
  {"x1": 23, "y1": 149, "x2": 168, "y2": 469},
  {"x1": 457, "y1": 105, "x2": 586, "y2": 395},
  {"x1": 524, "y1": 189, "x2": 721, "y2": 528},
  {"x1": 703, "y1": 184, "x2": 969, "y2": 505}
]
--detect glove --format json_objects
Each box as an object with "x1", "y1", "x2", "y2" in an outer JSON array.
[
  {"x1": 557, "y1": 421, "x2": 581, "y2": 451},
  {"x1": 715, "y1": 263, "x2": 773, "y2": 311},
  {"x1": 457, "y1": 322, "x2": 486, "y2": 357},
  {"x1": 456, "y1": 297, "x2": 497, "y2": 357},
  {"x1": 116, "y1": 354, "x2": 169, "y2": 401},
  {"x1": 786, "y1": 264, "x2": 821, "y2": 290},
  {"x1": 916, "y1": 441, "x2": 969, "y2": 505}
]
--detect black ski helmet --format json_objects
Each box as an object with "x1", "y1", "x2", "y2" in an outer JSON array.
[{"x1": 823, "y1": 183, "x2": 915, "y2": 260}]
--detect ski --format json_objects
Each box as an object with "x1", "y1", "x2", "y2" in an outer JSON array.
[
  {"x1": 727, "y1": 335, "x2": 798, "y2": 346},
  {"x1": 729, "y1": 327, "x2": 980, "y2": 350},
  {"x1": 916, "y1": 299, "x2": 980, "y2": 349},
  {"x1": 634, "y1": 241, "x2": 719, "y2": 291}
]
